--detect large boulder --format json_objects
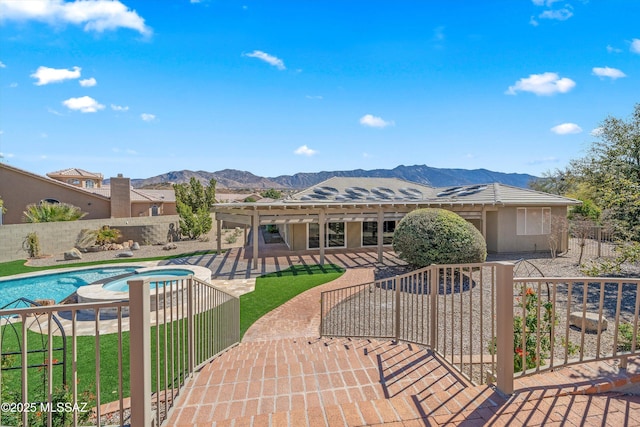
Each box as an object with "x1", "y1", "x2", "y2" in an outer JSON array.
[
  {"x1": 64, "y1": 248, "x2": 82, "y2": 260},
  {"x1": 570, "y1": 312, "x2": 608, "y2": 333}
]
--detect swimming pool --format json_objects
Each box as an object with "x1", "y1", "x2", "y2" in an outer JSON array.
[
  {"x1": 102, "y1": 269, "x2": 194, "y2": 292},
  {"x1": 0, "y1": 267, "x2": 140, "y2": 308}
]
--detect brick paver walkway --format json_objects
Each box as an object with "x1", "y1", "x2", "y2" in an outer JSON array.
[{"x1": 167, "y1": 260, "x2": 640, "y2": 426}]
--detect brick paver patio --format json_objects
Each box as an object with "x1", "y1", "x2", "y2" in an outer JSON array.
[{"x1": 166, "y1": 257, "x2": 640, "y2": 426}]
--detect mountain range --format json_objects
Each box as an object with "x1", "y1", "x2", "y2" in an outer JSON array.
[{"x1": 128, "y1": 164, "x2": 537, "y2": 190}]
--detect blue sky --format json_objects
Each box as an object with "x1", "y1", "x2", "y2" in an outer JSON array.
[{"x1": 0, "y1": 0, "x2": 639, "y2": 180}]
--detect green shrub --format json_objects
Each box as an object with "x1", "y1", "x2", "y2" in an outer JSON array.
[
  {"x1": 392, "y1": 208, "x2": 487, "y2": 267},
  {"x1": 23, "y1": 202, "x2": 86, "y2": 223},
  {"x1": 23, "y1": 232, "x2": 41, "y2": 258},
  {"x1": 94, "y1": 225, "x2": 122, "y2": 245}
]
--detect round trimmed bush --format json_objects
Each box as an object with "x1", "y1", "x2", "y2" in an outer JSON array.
[{"x1": 392, "y1": 208, "x2": 487, "y2": 267}]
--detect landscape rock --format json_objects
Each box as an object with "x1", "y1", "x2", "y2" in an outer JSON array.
[
  {"x1": 131, "y1": 242, "x2": 140, "y2": 250},
  {"x1": 163, "y1": 243, "x2": 178, "y2": 251},
  {"x1": 64, "y1": 248, "x2": 82, "y2": 260},
  {"x1": 116, "y1": 251, "x2": 134, "y2": 258},
  {"x1": 570, "y1": 311, "x2": 608, "y2": 333}
]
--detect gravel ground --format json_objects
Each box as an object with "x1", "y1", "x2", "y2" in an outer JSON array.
[
  {"x1": 25, "y1": 238, "x2": 234, "y2": 268},
  {"x1": 324, "y1": 247, "x2": 640, "y2": 384}
]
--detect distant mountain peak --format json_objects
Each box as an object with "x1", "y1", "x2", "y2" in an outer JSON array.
[{"x1": 130, "y1": 164, "x2": 536, "y2": 190}]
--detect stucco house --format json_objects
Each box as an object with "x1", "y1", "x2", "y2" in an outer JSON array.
[
  {"x1": 0, "y1": 163, "x2": 176, "y2": 224},
  {"x1": 214, "y1": 177, "x2": 580, "y2": 267}
]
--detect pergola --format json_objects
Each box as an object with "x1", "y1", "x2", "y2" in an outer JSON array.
[{"x1": 214, "y1": 201, "x2": 491, "y2": 269}]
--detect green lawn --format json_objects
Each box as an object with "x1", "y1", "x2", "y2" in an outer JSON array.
[
  {"x1": 0, "y1": 262, "x2": 344, "y2": 412},
  {"x1": 0, "y1": 250, "x2": 222, "y2": 277}
]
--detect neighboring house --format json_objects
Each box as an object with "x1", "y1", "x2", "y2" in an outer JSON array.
[
  {"x1": 214, "y1": 177, "x2": 580, "y2": 267},
  {"x1": 0, "y1": 164, "x2": 176, "y2": 224},
  {"x1": 46, "y1": 168, "x2": 104, "y2": 189}
]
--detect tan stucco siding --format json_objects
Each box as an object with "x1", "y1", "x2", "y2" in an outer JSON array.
[
  {"x1": 0, "y1": 167, "x2": 110, "y2": 224},
  {"x1": 291, "y1": 223, "x2": 307, "y2": 251},
  {"x1": 495, "y1": 206, "x2": 568, "y2": 253},
  {"x1": 346, "y1": 222, "x2": 361, "y2": 248},
  {"x1": 486, "y1": 211, "x2": 499, "y2": 253}
]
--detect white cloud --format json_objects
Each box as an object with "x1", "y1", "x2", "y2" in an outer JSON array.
[
  {"x1": 47, "y1": 107, "x2": 64, "y2": 116},
  {"x1": 31, "y1": 66, "x2": 81, "y2": 85},
  {"x1": 111, "y1": 104, "x2": 129, "y2": 111},
  {"x1": 433, "y1": 26, "x2": 445, "y2": 42},
  {"x1": 551, "y1": 123, "x2": 582, "y2": 135},
  {"x1": 112, "y1": 147, "x2": 137, "y2": 154},
  {"x1": 590, "y1": 127, "x2": 603, "y2": 136},
  {"x1": 0, "y1": 0, "x2": 151, "y2": 36},
  {"x1": 529, "y1": 16, "x2": 539, "y2": 26},
  {"x1": 532, "y1": 0, "x2": 561, "y2": 5},
  {"x1": 244, "y1": 50, "x2": 285, "y2": 70},
  {"x1": 294, "y1": 145, "x2": 317, "y2": 156},
  {"x1": 0, "y1": 61, "x2": 5, "y2": 68},
  {"x1": 527, "y1": 156, "x2": 559, "y2": 165},
  {"x1": 305, "y1": 95, "x2": 323, "y2": 100},
  {"x1": 62, "y1": 96, "x2": 104, "y2": 113},
  {"x1": 607, "y1": 45, "x2": 622, "y2": 53},
  {"x1": 0, "y1": 152, "x2": 15, "y2": 159},
  {"x1": 9, "y1": 82, "x2": 18, "y2": 88},
  {"x1": 631, "y1": 39, "x2": 640, "y2": 54},
  {"x1": 141, "y1": 113, "x2": 156, "y2": 121},
  {"x1": 592, "y1": 66, "x2": 626, "y2": 80},
  {"x1": 506, "y1": 72, "x2": 575, "y2": 96},
  {"x1": 539, "y1": 8, "x2": 573, "y2": 21},
  {"x1": 359, "y1": 114, "x2": 394, "y2": 128},
  {"x1": 79, "y1": 77, "x2": 97, "y2": 87}
]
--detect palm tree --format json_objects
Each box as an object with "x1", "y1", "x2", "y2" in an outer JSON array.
[{"x1": 23, "y1": 201, "x2": 87, "y2": 223}]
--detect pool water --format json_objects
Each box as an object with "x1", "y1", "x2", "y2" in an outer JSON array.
[
  {"x1": 102, "y1": 269, "x2": 193, "y2": 292},
  {"x1": 0, "y1": 267, "x2": 140, "y2": 308}
]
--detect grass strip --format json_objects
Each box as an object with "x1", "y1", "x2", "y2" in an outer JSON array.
[
  {"x1": 0, "y1": 250, "x2": 222, "y2": 277},
  {"x1": 239, "y1": 264, "x2": 344, "y2": 337}
]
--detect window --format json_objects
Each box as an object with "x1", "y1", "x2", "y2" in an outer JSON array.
[
  {"x1": 67, "y1": 179, "x2": 80, "y2": 185},
  {"x1": 517, "y1": 208, "x2": 551, "y2": 235},
  {"x1": 85, "y1": 180, "x2": 95, "y2": 188},
  {"x1": 362, "y1": 221, "x2": 396, "y2": 246},
  {"x1": 308, "y1": 222, "x2": 346, "y2": 249}
]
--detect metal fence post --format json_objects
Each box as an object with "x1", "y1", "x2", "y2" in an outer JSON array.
[
  {"x1": 429, "y1": 266, "x2": 437, "y2": 350},
  {"x1": 394, "y1": 276, "x2": 401, "y2": 343},
  {"x1": 495, "y1": 262, "x2": 514, "y2": 395},
  {"x1": 129, "y1": 279, "x2": 152, "y2": 426},
  {"x1": 187, "y1": 277, "x2": 195, "y2": 375}
]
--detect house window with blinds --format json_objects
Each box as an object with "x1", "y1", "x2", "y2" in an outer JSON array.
[{"x1": 517, "y1": 207, "x2": 551, "y2": 235}]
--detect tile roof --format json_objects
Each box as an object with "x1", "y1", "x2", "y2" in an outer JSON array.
[
  {"x1": 82, "y1": 186, "x2": 175, "y2": 203},
  {"x1": 283, "y1": 177, "x2": 579, "y2": 206},
  {"x1": 46, "y1": 168, "x2": 103, "y2": 179}
]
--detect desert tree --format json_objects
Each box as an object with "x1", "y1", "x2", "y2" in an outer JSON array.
[{"x1": 173, "y1": 178, "x2": 217, "y2": 240}]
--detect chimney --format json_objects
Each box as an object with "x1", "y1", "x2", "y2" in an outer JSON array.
[{"x1": 110, "y1": 174, "x2": 131, "y2": 218}]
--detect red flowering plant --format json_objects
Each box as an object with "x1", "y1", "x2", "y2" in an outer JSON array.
[
  {"x1": 513, "y1": 286, "x2": 554, "y2": 373},
  {"x1": 489, "y1": 286, "x2": 555, "y2": 373}
]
